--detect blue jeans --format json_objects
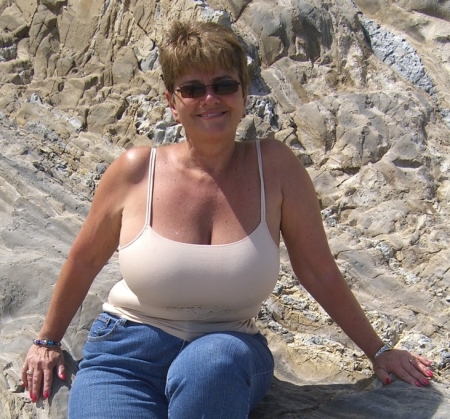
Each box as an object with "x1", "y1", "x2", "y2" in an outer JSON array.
[{"x1": 68, "y1": 313, "x2": 274, "y2": 419}]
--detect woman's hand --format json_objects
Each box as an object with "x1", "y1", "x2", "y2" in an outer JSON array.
[
  {"x1": 22, "y1": 344, "x2": 66, "y2": 402},
  {"x1": 372, "y1": 348, "x2": 434, "y2": 387}
]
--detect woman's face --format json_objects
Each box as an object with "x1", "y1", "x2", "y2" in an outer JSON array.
[{"x1": 166, "y1": 68, "x2": 247, "y2": 142}]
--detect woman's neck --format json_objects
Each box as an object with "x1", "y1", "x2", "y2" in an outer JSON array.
[{"x1": 178, "y1": 137, "x2": 239, "y2": 176}]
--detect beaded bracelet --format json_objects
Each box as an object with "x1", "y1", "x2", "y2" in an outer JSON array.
[
  {"x1": 372, "y1": 343, "x2": 392, "y2": 360},
  {"x1": 33, "y1": 339, "x2": 61, "y2": 347}
]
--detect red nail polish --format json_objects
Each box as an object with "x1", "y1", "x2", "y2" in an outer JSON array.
[
  {"x1": 43, "y1": 391, "x2": 49, "y2": 400},
  {"x1": 426, "y1": 370, "x2": 434, "y2": 377},
  {"x1": 60, "y1": 373, "x2": 67, "y2": 381},
  {"x1": 414, "y1": 381, "x2": 422, "y2": 387},
  {"x1": 385, "y1": 377, "x2": 391, "y2": 385},
  {"x1": 422, "y1": 379, "x2": 430, "y2": 386}
]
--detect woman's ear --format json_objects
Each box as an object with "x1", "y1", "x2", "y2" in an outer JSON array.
[{"x1": 165, "y1": 91, "x2": 180, "y2": 122}]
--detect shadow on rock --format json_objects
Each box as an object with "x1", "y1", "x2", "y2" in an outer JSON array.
[{"x1": 250, "y1": 376, "x2": 449, "y2": 419}]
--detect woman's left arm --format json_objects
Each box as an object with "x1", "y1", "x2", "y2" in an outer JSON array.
[{"x1": 275, "y1": 141, "x2": 433, "y2": 386}]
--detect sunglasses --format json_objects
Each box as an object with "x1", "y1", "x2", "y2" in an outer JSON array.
[{"x1": 175, "y1": 80, "x2": 241, "y2": 99}]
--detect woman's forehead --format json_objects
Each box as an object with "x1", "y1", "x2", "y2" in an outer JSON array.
[{"x1": 176, "y1": 68, "x2": 239, "y2": 84}]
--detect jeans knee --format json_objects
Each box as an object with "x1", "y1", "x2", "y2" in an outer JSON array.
[
  {"x1": 167, "y1": 333, "x2": 272, "y2": 393},
  {"x1": 165, "y1": 333, "x2": 273, "y2": 417},
  {"x1": 169, "y1": 340, "x2": 244, "y2": 386}
]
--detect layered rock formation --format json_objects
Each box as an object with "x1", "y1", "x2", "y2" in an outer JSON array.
[{"x1": 0, "y1": 0, "x2": 449, "y2": 417}]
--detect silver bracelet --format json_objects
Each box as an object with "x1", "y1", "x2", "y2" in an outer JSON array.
[{"x1": 372, "y1": 343, "x2": 392, "y2": 360}]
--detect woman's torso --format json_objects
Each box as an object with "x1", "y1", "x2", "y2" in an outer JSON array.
[{"x1": 104, "y1": 140, "x2": 281, "y2": 341}]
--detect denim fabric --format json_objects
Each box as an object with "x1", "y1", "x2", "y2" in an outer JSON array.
[{"x1": 68, "y1": 312, "x2": 274, "y2": 419}]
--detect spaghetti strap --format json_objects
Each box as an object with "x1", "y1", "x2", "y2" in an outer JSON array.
[
  {"x1": 145, "y1": 147, "x2": 157, "y2": 226},
  {"x1": 255, "y1": 140, "x2": 266, "y2": 222}
]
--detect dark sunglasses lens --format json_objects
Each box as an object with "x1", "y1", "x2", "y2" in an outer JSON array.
[
  {"x1": 214, "y1": 80, "x2": 240, "y2": 95},
  {"x1": 179, "y1": 84, "x2": 206, "y2": 98},
  {"x1": 178, "y1": 80, "x2": 240, "y2": 98}
]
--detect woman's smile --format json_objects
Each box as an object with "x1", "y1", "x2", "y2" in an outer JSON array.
[{"x1": 197, "y1": 110, "x2": 227, "y2": 119}]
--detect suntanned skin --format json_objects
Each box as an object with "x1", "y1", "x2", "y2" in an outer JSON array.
[{"x1": 22, "y1": 69, "x2": 433, "y2": 402}]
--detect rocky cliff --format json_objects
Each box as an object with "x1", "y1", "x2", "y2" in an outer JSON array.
[{"x1": 0, "y1": 0, "x2": 450, "y2": 418}]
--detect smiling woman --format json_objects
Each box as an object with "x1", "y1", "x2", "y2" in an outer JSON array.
[
  {"x1": 166, "y1": 66, "x2": 247, "y2": 145},
  {"x1": 22, "y1": 19, "x2": 434, "y2": 419}
]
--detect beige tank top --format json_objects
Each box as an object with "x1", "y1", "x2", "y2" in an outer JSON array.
[{"x1": 104, "y1": 141, "x2": 280, "y2": 341}]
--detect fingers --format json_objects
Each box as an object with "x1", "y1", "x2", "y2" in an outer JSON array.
[
  {"x1": 21, "y1": 363, "x2": 38, "y2": 400},
  {"x1": 21, "y1": 365, "x2": 39, "y2": 401},
  {"x1": 42, "y1": 367, "x2": 54, "y2": 400},
  {"x1": 372, "y1": 367, "x2": 392, "y2": 386},
  {"x1": 57, "y1": 360, "x2": 67, "y2": 381},
  {"x1": 21, "y1": 365, "x2": 30, "y2": 389},
  {"x1": 407, "y1": 355, "x2": 434, "y2": 384},
  {"x1": 22, "y1": 345, "x2": 66, "y2": 402},
  {"x1": 23, "y1": 366, "x2": 65, "y2": 402},
  {"x1": 414, "y1": 354, "x2": 434, "y2": 370},
  {"x1": 373, "y1": 349, "x2": 434, "y2": 388},
  {"x1": 396, "y1": 356, "x2": 431, "y2": 387},
  {"x1": 38, "y1": 359, "x2": 68, "y2": 400},
  {"x1": 30, "y1": 369, "x2": 43, "y2": 402}
]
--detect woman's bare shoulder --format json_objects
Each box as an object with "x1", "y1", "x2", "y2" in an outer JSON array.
[
  {"x1": 107, "y1": 146, "x2": 153, "y2": 185},
  {"x1": 90, "y1": 146, "x2": 153, "y2": 208},
  {"x1": 258, "y1": 139, "x2": 302, "y2": 175},
  {"x1": 258, "y1": 139, "x2": 316, "y2": 212},
  {"x1": 259, "y1": 137, "x2": 296, "y2": 157}
]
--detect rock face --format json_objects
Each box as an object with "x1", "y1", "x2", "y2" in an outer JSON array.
[{"x1": 1, "y1": 0, "x2": 450, "y2": 417}]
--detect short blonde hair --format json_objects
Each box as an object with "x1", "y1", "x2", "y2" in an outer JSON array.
[{"x1": 158, "y1": 20, "x2": 249, "y2": 95}]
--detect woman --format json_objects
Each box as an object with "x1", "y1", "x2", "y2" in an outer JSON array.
[{"x1": 22, "y1": 20, "x2": 433, "y2": 418}]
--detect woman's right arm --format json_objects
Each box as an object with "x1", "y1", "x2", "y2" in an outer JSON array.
[
  {"x1": 21, "y1": 146, "x2": 151, "y2": 402},
  {"x1": 275, "y1": 141, "x2": 432, "y2": 386}
]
